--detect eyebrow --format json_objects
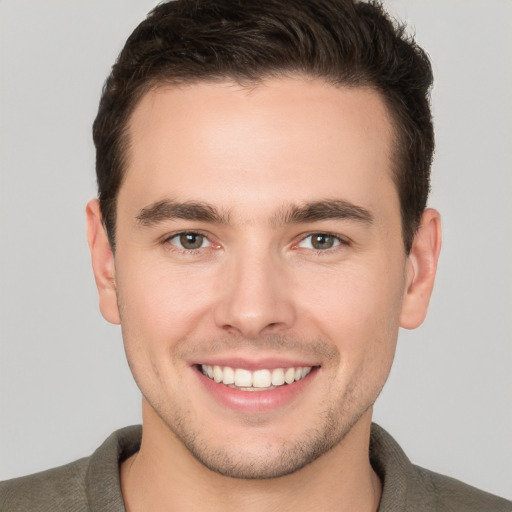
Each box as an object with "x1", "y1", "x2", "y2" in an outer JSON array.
[
  {"x1": 272, "y1": 199, "x2": 373, "y2": 226},
  {"x1": 135, "y1": 199, "x2": 230, "y2": 227},
  {"x1": 135, "y1": 198, "x2": 373, "y2": 228}
]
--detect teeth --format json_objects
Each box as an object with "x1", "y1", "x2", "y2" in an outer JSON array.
[
  {"x1": 253, "y1": 369, "x2": 271, "y2": 388},
  {"x1": 301, "y1": 367, "x2": 311, "y2": 378},
  {"x1": 222, "y1": 366, "x2": 235, "y2": 385},
  {"x1": 213, "y1": 365, "x2": 223, "y2": 383},
  {"x1": 271, "y1": 368, "x2": 285, "y2": 386},
  {"x1": 284, "y1": 367, "x2": 295, "y2": 384},
  {"x1": 200, "y1": 364, "x2": 313, "y2": 389},
  {"x1": 234, "y1": 368, "x2": 252, "y2": 387}
]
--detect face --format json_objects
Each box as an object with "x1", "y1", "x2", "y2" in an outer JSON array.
[{"x1": 88, "y1": 77, "x2": 436, "y2": 479}]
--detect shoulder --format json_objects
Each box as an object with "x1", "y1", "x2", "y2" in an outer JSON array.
[
  {"x1": 412, "y1": 464, "x2": 512, "y2": 512},
  {"x1": 0, "y1": 426, "x2": 141, "y2": 512},
  {"x1": 370, "y1": 423, "x2": 512, "y2": 512},
  {"x1": 0, "y1": 457, "x2": 90, "y2": 512}
]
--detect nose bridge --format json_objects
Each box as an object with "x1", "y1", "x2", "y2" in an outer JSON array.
[{"x1": 213, "y1": 240, "x2": 295, "y2": 338}]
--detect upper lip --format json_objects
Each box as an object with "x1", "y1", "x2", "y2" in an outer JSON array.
[{"x1": 191, "y1": 356, "x2": 321, "y2": 371}]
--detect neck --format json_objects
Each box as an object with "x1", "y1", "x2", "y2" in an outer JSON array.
[{"x1": 121, "y1": 402, "x2": 381, "y2": 512}]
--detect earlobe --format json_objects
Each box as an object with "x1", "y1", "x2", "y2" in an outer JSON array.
[
  {"x1": 86, "y1": 199, "x2": 121, "y2": 325},
  {"x1": 399, "y1": 208, "x2": 442, "y2": 330}
]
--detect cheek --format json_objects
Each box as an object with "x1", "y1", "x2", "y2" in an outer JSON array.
[
  {"x1": 311, "y1": 271, "x2": 401, "y2": 409},
  {"x1": 114, "y1": 263, "x2": 217, "y2": 397},
  {"x1": 115, "y1": 261, "x2": 214, "y2": 395},
  {"x1": 116, "y1": 259, "x2": 218, "y2": 339},
  {"x1": 301, "y1": 261, "x2": 404, "y2": 364}
]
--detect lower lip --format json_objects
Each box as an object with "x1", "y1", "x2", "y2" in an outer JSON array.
[{"x1": 196, "y1": 367, "x2": 318, "y2": 414}]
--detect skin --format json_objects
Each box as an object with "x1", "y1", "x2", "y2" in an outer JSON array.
[{"x1": 87, "y1": 77, "x2": 441, "y2": 512}]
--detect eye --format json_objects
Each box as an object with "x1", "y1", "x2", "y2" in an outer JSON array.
[
  {"x1": 297, "y1": 233, "x2": 343, "y2": 250},
  {"x1": 168, "y1": 232, "x2": 211, "y2": 250}
]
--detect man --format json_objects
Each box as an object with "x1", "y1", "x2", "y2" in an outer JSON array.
[{"x1": 1, "y1": 0, "x2": 510, "y2": 510}]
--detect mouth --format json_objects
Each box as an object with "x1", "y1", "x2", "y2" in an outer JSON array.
[
  {"x1": 193, "y1": 358, "x2": 320, "y2": 413},
  {"x1": 199, "y1": 364, "x2": 313, "y2": 391}
]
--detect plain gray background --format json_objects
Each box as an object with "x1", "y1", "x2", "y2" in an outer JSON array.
[{"x1": 1, "y1": 0, "x2": 511, "y2": 500}]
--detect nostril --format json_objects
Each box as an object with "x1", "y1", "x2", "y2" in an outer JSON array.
[{"x1": 213, "y1": 289, "x2": 297, "y2": 338}]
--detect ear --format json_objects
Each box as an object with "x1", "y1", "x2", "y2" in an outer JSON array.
[
  {"x1": 86, "y1": 199, "x2": 121, "y2": 325},
  {"x1": 400, "y1": 208, "x2": 442, "y2": 329}
]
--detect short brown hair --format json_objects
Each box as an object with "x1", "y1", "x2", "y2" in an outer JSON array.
[{"x1": 93, "y1": 0, "x2": 434, "y2": 252}]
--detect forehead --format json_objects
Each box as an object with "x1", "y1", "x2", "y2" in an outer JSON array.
[{"x1": 120, "y1": 78, "x2": 398, "y2": 222}]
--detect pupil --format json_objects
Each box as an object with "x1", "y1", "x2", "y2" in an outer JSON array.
[
  {"x1": 180, "y1": 233, "x2": 203, "y2": 249},
  {"x1": 312, "y1": 234, "x2": 333, "y2": 250}
]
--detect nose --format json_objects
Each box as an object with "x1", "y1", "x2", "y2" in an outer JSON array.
[{"x1": 213, "y1": 250, "x2": 296, "y2": 339}]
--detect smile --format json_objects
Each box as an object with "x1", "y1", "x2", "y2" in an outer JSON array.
[{"x1": 200, "y1": 364, "x2": 313, "y2": 390}]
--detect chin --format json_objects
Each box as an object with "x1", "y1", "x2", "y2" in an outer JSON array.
[{"x1": 162, "y1": 403, "x2": 369, "y2": 480}]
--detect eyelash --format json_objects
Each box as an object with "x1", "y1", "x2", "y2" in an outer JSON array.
[
  {"x1": 163, "y1": 230, "x2": 349, "y2": 255},
  {"x1": 163, "y1": 231, "x2": 215, "y2": 253},
  {"x1": 295, "y1": 232, "x2": 350, "y2": 253}
]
